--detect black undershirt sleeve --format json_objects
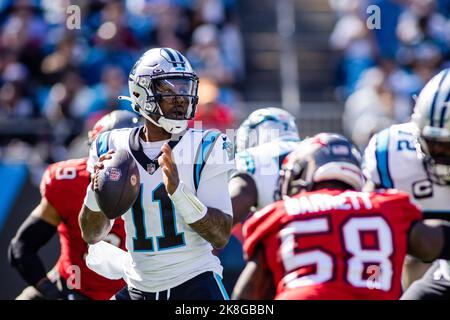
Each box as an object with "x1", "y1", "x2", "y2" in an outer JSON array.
[{"x1": 8, "y1": 215, "x2": 57, "y2": 286}]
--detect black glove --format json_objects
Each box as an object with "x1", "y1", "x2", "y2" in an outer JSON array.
[{"x1": 36, "y1": 278, "x2": 65, "y2": 300}]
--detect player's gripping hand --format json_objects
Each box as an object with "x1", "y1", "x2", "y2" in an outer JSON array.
[
  {"x1": 158, "y1": 143, "x2": 179, "y2": 195},
  {"x1": 92, "y1": 150, "x2": 115, "y2": 191}
]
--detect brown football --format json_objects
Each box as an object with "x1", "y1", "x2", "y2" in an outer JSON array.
[{"x1": 95, "y1": 150, "x2": 140, "y2": 219}]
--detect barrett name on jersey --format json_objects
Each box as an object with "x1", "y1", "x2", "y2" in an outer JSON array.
[
  {"x1": 243, "y1": 189, "x2": 422, "y2": 300},
  {"x1": 88, "y1": 127, "x2": 235, "y2": 292},
  {"x1": 363, "y1": 122, "x2": 450, "y2": 219}
]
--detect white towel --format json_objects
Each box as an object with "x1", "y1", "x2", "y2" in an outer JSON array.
[{"x1": 86, "y1": 241, "x2": 128, "y2": 280}]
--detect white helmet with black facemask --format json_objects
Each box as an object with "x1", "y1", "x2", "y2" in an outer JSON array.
[
  {"x1": 119, "y1": 48, "x2": 199, "y2": 134},
  {"x1": 412, "y1": 68, "x2": 450, "y2": 185}
]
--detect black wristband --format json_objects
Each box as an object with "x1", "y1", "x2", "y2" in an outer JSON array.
[{"x1": 36, "y1": 278, "x2": 64, "y2": 300}]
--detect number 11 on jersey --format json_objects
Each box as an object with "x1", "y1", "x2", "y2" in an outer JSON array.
[{"x1": 131, "y1": 183, "x2": 185, "y2": 252}]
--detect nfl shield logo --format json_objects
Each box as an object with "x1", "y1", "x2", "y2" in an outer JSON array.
[
  {"x1": 147, "y1": 163, "x2": 156, "y2": 175},
  {"x1": 106, "y1": 167, "x2": 122, "y2": 181}
]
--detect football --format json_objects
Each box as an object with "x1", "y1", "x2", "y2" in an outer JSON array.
[{"x1": 95, "y1": 150, "x2": 140, "y2": 219}]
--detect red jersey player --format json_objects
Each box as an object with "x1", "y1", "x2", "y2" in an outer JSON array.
[
  {"x1": 8, "y1": 110, "x2": 141, "y2": 300},
  {"x1": 232, "y1": 133, "x2": 450, "y2": 300}
]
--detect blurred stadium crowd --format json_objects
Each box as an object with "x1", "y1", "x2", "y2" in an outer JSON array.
[
  {"x1": 3, "y1": 0, "x2": 450, "y2": 182},
  {"x1": 330, "y1": 0, "x2": 450, "y2": 149},
  {"x1": 0, "y1": 0, "x2": 243, "y2": 184}
]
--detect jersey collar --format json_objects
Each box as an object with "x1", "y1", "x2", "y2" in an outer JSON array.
[{"x1": 129, "y1": 126, "x2": 184, "y2": 175}]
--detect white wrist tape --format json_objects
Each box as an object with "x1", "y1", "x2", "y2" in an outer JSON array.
[
  {"x1": 168, "y1": 181, "x2": 207, "y2": 224},
  {"x1": 83, "y1": 183, "x2": 101, "y2": 212}
]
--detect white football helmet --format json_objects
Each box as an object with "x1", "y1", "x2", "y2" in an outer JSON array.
[
  {"x1": 411, "y1": 68, "x2": 450, "y2": 185},
  {"x1": 235, "y1": 107, "x2": 300, "y2": 153},
  {"x1": 119, "y1": 48, "x2": 199, "y2": 134}
]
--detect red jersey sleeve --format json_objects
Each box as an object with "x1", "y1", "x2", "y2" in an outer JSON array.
[
  {"x1": 40, "y1": 164, "x2": 66, "y2": 214},
  {"x1": 398, "y1": 191, "x2": 423, "y2": 224},
  {"x1": 243, "y1": 202, "x2": 282, "y2": 260},
  {"x1": 39, "y1": 159, "x2": 89, "y2": 219},
  {"x1": 380, "y1": 190, "x2": 423, "y2": 223}
]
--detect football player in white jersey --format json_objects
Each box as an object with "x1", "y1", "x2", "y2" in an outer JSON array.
[
  {"x1": 220, "y1": 108, "x2": 300, "y2": 293},
  {"x1": 79, "y1": 47, "x2": 235, "y2": 300},
  {"x1": 363, "y1": 68, "x2": 450, "y2": 300},
  {"x1": 229, "y1": 107, "x2": 301, "y2": 224}
]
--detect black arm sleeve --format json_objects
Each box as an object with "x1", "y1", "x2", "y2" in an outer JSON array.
[{"x1": 8, "y1": 215, "x2": 57, "y2": 286}]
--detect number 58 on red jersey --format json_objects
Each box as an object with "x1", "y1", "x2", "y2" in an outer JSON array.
[{"x1": 242, "y1": 189, "x2": 422, "y2": 300}]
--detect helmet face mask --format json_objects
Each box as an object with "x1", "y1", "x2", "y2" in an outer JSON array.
[
  {"x1": 123, "y1": 48, "x2": 199, "y2": 134},
  {"x1": 274, "y1": 156, "x2": 309, "y2": 201},
  {"x1": 136, "y1": 73, "x2": 199, "y2": 121},
  {"x1": 416, "y1": 135, "x2": 450, "y2": 185}
]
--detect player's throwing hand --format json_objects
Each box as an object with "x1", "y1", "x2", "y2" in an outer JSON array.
[
  {"x1": 92, "y1": 150, "x2": 115, "y2": 191},
  {"x1": 158, "y1": 143, "x2": 180, "y2": 195}
]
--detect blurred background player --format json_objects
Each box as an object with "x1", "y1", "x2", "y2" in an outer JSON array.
[
  {"x1": 219, "y1": 108, "x2": 300, "y2": 292},
  {"x1": 233, "y1": 133, "x2": 450, "y2": 300},
  {"x1": 8, "y1": 110, "x2": 141, "y2": 300},
  {"x1": 230, "y1": 107, "x2": 301, "y2": 224},
  {"x1": 363, "y1": 68, "x2": 450, "y2": 298}
]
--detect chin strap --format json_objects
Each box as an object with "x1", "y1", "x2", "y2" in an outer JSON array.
[
  {"x1": 118, "y1": 95, "x2": 162, "y2": 127},
  {"x1": 118, "y1": 95, "x2": 132, "y2": 101},
  {"x1": 118, "y1": 95, "x2": 134, "y2": 105}
]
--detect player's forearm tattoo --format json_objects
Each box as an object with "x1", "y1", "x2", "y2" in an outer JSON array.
[
  {"x1": 189, "y1": 208, "x2": 232, "y2": 249},
  {"x1": 79, "y1": 206, "x2": 111, "y2": 244}
]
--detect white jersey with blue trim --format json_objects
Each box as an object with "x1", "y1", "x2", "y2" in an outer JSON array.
[
  {"x1": 235, "y1": 139, "x2": 299, "y2": 209},
  {"x1": 363, "y1": 122, "x2": 450, "y2": 218},
  {"x1": 87, "y1": 127, "x2": 235, "y2": 292}
]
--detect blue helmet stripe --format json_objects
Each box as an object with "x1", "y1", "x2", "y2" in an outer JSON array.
[
  {"x1": 439, "y1": 105, "x2": 448, "y2": 128},
  {"x1": 175, "y1": 51, "x2": 185, "y2": 65},
  {"x1": 430, "y1": 69, "x2": 449, "y2": 126},
  {"x1": 249, "y1": 115, "x2": 281, "y2": 129},
  {"x1": 439, "y1": 86, "x2": 450, "y2": 128},
  {"x1": 162, "y1": 48, "x2": 178, "y2": 67}
]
